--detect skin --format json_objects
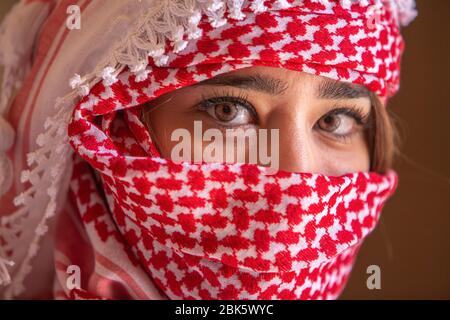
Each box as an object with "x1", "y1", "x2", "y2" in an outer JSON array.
[{"x1": 141, "y1": 66, "x2": 373, "y2": 176}]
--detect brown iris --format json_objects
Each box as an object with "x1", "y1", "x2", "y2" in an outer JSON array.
[
  {"x1": 214, "y1": 103, "x2": 238, "y2": 122},
  {"x1": 318, "y1": 114, "x2": 341, "y2": 132}
]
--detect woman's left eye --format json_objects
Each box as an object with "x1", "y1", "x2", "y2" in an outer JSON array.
[
  {"x1": 198, "y1": 96, "x2": 256, "y2": 126},
  {"x1": 316, "y1": 108, "x2": 367, "y2": 138}
]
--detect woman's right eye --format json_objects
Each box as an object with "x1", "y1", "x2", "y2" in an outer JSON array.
[
  {"x1": 212, "y1": 102, "x2": 239, "y2": 122},
  {"x1": 197, "y1": 96, "x2": 257, "y2": 127}
]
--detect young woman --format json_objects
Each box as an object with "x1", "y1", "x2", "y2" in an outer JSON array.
[{"x1": 0, "y1": 0, "x2": 416, "y2": 299}]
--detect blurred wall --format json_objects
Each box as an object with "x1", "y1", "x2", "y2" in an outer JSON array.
[{"x1": 0, "y1": 0, "x2": 449, "y2": 299}]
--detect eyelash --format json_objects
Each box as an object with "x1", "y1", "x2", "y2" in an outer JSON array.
[
  {"x1": 196, "y1": 89, "x2": 370, "y2": 139},
  {"x1": 319, "y1": 106, "x2": 371, "y2": 142},
  {"x1": 325, "y1": 106, "x2": 369, "y2": 126},
  {"x1": 197, "y1": 88, "x2": 258, "y2": 122}
]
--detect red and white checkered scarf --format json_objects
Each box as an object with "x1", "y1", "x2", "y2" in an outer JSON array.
[{"x1": 0, "y1": 0, "x2": 416, "y2": 299}]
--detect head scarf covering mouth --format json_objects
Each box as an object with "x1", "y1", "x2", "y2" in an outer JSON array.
[
  {"x1": 65, "y1": 98, "x2": 398, "y2": 299},
  {"x1": 0, "y1": 0, "x2": 416, "y2": 299}
]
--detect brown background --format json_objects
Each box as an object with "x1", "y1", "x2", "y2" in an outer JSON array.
[{"x1": 1, "y1": 1, "x2": 449, "y2": 299}]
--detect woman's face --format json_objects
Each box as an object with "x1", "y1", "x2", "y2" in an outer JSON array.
[{"x1": 142, "y1": 66, "x2": 372, "y2": 176}]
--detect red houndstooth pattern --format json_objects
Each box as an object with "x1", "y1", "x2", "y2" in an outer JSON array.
[
  {"x1": 61, "y1": 0, "x2": 404, "y2": 299},
  {"x1": 67, "y1": 1, "x2": 406, "y2": 118},
  {"x1": 125, "y1": 0, "x2": 403, "y2": 98},
  {"x1": 66, "y1": 105, "x2": 397, "y2": 299}
]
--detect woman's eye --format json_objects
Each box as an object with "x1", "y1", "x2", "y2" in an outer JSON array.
[
  {"x1": 199, "y1": 97, "x2": 256, "y2": 126},
  {"x1": 214, "y1": 103, "x2": 239, "y2": 122},
  {"x1": 316, "y1": 111, "x2": 363, "y2": 137}
]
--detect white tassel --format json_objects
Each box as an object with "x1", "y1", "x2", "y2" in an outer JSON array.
[
  {"x1": 131, "y1": 61, "x2": 150, "y2": 82},
  {"x1": 148, "y1": 46, "x2": 165, "y2": 59},
  {"x1": 46, "y1": 186, "x2": 58, "y2": 198},
  {"x1": 170, "y1": 25, "x2": 189, "y2": 53},
  {"x1": 13, "y1": 192, "x2": 28, "y2": 206},
  {"x1": 0, "y1": 256, "x2": 14, "y2": 286},
  {"x1": 274, "y1": 0, "x2": 291, "y2": 10},
  {"x1": 26, "y1": 152, "x2": 38, "y2": 166},
  {"x1": 250, "y1": 0, "x2": 268, "y2": 13},
  {"x1": 69, "y1": 74, "x2": 84, "y2": 89},
  {"x1": 69, "y1": 74, "x2": 90, "y2": 96},
  {"x1": 154, "y1": 55, "x2": 170, "y2": 67},
  {"x1": 136, "y1": 69, "x2": 151, "y2": 82},
  {"x1": 35, "y1": 224, "x2": 48, "y2": 237},
  {"x1": 187, "y1": 10, "x2": 203, "y2": 39},
  {"x1": 210, "y1": 17, "x2": 227, "y2": 28},
  {"x1": 208, "y1": 7, "x2": 227, "y2": 28},
  {"x1": 100, "y1": 67, "x2": 119, "y2": 86},
  {"x1": 20, "y1": 170, "x2": 31, "y2": 183},
  {"x1": 21, "y1": 170, "x2": 39, "y2": 186},
  {"x1": 148, "y1": 45, "x2": 169, "y2": 67},
  {"x1": 77, "y1": 85, "x2": 90, "y2": 96},
  {"x1": 204, "y1": 0, "x2": 227, "y2": 28},
  {"x1": 227, "y1": 0, "x2": 246, "y2": 20},
  {"x1": 3, "y1": 107, "x2": 73, "y2": 298},
  {"x1": 36, "y1": 133, "x2": 48, "y2": 148},
  {"x1": 206, "y1": 0, "x2": 225, "y2": 12},
  {"x1": 0, "y1": 0, "x2": 51, "y2": 196},
  {"x1": 50, "y1": 166, "x2": 61, "y2": 179}
]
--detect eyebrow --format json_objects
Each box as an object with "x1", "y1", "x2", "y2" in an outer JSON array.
[
  {"x1": 192, "y1": 73, "x2": 289, "y2": 96},
  {"x1": 317, "y1": 78, "x2": 370, "y2": 100},
  {"x1": 192, "y1": 72, "x2": 370, "y2": 100}
]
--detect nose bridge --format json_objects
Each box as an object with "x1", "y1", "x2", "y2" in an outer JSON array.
[{"x1": 264, "y1": 105, "x2": 315, "y2": 173}]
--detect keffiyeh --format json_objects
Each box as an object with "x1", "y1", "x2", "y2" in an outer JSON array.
[{"x1": 0, "y1": 0, "x2": 415, "y2": 299}]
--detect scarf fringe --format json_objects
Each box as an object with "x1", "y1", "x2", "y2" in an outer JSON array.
[
  {"x1": 0, "y1": 96, "x2": 75, "y2": 298},
  {"x1": 0, "y1": 1, "x2": 52, "y2": 197},
  {"x1": 67, "y1": 0, "x2": 359, "y2": 97},
  {"x1": 66, "y1": 0, "x2": 417, "y2": 98}
]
